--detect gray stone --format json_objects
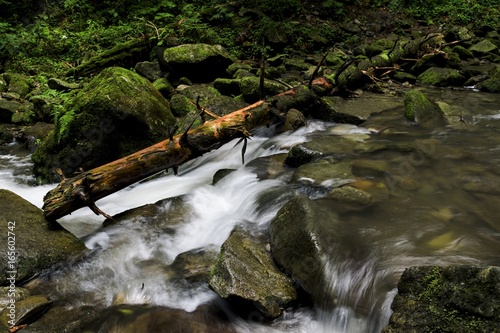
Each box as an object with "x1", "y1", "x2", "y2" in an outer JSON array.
[
  {"x1": 270, "y1": 196, "x2": 342, "y2": 305},
  {"x1": 209, "y1": 228, "x2": 297, "y2": 318}
]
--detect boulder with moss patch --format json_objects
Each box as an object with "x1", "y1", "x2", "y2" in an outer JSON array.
[
  {"x1": 404, "y1": 89, "x2": 445, "y2": 128},
  {"x1": 417, "y1": 67, "x2": 466, "y2": 87},
  {"x1": 0, "y1": 189, "x2": 86, "y2": 285},
  {"x1": 383, "y1": 265, "x2": 500, "y2": 332},
  {"x1": 32, "y1": 67, "x2": 176, "y2": 182},
  {"x1": 163, "y1": 43, "x2": 235, "y2": 83}
]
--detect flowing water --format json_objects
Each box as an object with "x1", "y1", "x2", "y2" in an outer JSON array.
[{"x1": 1, "y1": 88, "x2": 500, "y2": 332}]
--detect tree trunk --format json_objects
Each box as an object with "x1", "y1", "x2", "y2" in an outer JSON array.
[{"x1": 43, "y1": 100, "x2": 274, "y2": 221}]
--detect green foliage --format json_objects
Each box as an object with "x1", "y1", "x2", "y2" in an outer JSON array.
[{"x1": 375, "y1": 0, "x2": 499, "y2": 27}]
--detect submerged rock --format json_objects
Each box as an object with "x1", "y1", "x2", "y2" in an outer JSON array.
[
  {"x1": 209, "y1": 228, "x2": 297, "y2": 319},
  {"x1": 404, "y1": 89, "x2": 445, "y2": 128},
  {"x1": 32, "y1": 67, "x2": 176, "y2": 182},
  {"x1": 383, "y1": 265, "x2": 500, "y2": 332},
  {"x1": 477, "y1": 66, "x2": 500, "y2": 93},
  {"x1": 81, "y1": 303, "x2": 237, "y2": 333},
  {"x1": 0, "y1": 189, "x2": 85, "y2": 286}
]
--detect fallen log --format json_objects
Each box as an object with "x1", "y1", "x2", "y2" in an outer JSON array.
[{"x1": 42, "y1": 99, "x2": 273, "y2": 221}]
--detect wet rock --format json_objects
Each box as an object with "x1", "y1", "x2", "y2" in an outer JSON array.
[
  {"x1": 383, "y1": 265, "x2": 500, "y2": 333},
  {"x1": 284, "y1": 143, "x2": 323, "y2": 168},
  {"x1": 171, "y1": 247, "x2": 218, "y2": 284},
  {"x1": 135, "y1": 61, "x2": 162, "y2": 82},
  {"x1": 0, "y1": 190, "x2": 86, "y2": 285},
  {"x1": 209, "y1": 228, "x2": 297, "y2": 319},
  {"x1": 469, "y1": 39, "x2": 498, "y2": 54},
  {"x1": 291, "y1": 158, "x2": 354, "y2": 187},
  {"x1": 0, "y1": 287, "x2": 29, "y2": 312},
  {"x1": 476, "y1": 66, "x2": 500, "y2": 93},
  {"x1": 404, "y1": 89, "x2": 445, "y2": 128},
  {"x1": 313, "y1": 97, "x2": 365, "y2": 125},
  {"x1": 279, "y1": 108, "x2": 306, "y2": 132},
  {"x1": 163, "y1": 43, "x2": 234, "y2": 83},
  {"x1": 270, "y1": 196, "x2": 341, "y2": 306},
  {"x1": 47, "y1": 78, "x2": 81, "y2": 91},
  {"x1": 417, "y1": 67, "x2": 466, "y2": 87},
  {"x1": 240, "y1": 77, "x2": 287, "y2": 103},
  {"x1": 328, "y1": 185, "x2": 374, "y2": 207},
  {"x1": 32, "y1": 67, "x2": 175, "y2": 182},
  {"x1": 0, "y1": 295, "x2": 52, "y2": 327}
]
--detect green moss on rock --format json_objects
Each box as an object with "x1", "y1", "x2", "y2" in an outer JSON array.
[
  {"x1": 0, "y1": 189, "x2": 85, "y2": 285},
  {"x1": 32, "y1": 67, "x2": 175, "y2": 182},
  {"x1": 383, "y1": 265, "x2": 500, "y2": 333},
  {"x1": 417, "y1": 67, "x2": 466, "y2": 87},
  {"x1": 404, "y1": 89, "x2": 445, "y2": 128}
]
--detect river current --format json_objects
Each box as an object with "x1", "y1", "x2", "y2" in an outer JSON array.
[{"x1": 1, "y1": 88, "x2": 499, "y2": 332}]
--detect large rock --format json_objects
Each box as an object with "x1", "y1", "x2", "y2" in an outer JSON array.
[
  {"x1": 477, "y1": 66, "x2": 500, "y2": 93},
  {"x1": 469, "y1": 39, "x2": 498, "y2": 54},
  {"x1": 270, "y1": 196, "x2": 341, "y2": 305},
  {"x1": 0, "y1": 189, "x2": 86, "y2": 285},
  {"x1": 383, "y1": 265, "x2": 500, "y2": 332},
  {"x1": 163, "y1": 44, "x2": 234, "y2": 82},
  {"x1": 404, "y1": 89, "x2": 445, "y2": 128},
  {"x1": 32, "y1": 67, "x2": 176, "y2": 182},
  {"x1": 417, "y1": 67, "x2": 466, "y2": 87},
  {"x1": 209, "y1": 228, "x2": 297, "y2": 319}
]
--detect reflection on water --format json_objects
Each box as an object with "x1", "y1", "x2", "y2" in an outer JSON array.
[{"x1": 0, "y1": 88, "x2": 499, "y2": 332}]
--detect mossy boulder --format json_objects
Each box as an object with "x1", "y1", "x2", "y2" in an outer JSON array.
[
  {"x1": 3, "y1": 73, "x2": 30, "y2": 98},
  {"x1": 469, "y1": 39, "x2": 498, "y2": 54},
  {"x1": 163, "y1": 43, "x2": 235, "y2": 82},
  {"x1": 32, "y1": 67, "x2": 175, "y2": 182},
  {"x1": 404, "y1": 89, "x2": 445, "y2": 128},
  {"x1": 383, "y1": 265, "x2": 500, "y2": 333},
  {"x1": 209, "y1": 228, "x2": 297, "y2": 319},
  {"x1": 270, "y1": 196, "x2": 343, "y2": 306},
  {"x1": 0, "y1": 295, "x2": 52, "y2": 327},
  {"x1": 365, "y1": 38, "x2": 395, "y2": 58},
  {"x1": 240, "y1": 77, "x2": 288, "y2": 103},
  {"x1": 0, "y1": 189, "x2": 86, "y2": 285},
  {"x1": 476, "y1": 66, "x2": 500, "y2": 93},
  {"x1": 417, "y1": 67, "x2": 466, "y2": 87}
]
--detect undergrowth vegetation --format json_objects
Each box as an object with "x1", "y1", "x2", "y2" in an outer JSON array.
[{"x1": 0, "y1": 0, "x2": 498, "y2": 78}]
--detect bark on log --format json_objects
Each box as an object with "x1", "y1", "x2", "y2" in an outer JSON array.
[{"x1": 43, "y1": 99, "x2": 273, "y2": 220}]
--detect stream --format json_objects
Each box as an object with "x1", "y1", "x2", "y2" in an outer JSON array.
[{"x1": 1, "y1": 88, "x2": 500, "y2": 332}]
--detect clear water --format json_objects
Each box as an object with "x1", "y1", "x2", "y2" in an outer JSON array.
[{"x1": 1, "y1": 89, "x2": 499, "y2": 332}]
